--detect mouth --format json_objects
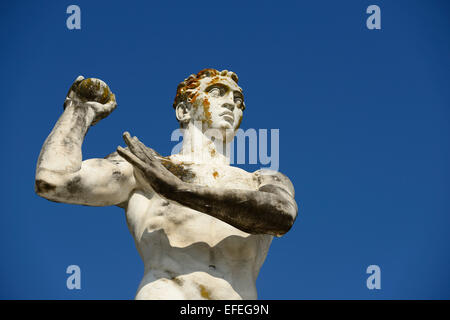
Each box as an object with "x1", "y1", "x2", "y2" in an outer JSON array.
[{"x1": 220, "y1": 111, "x2": 234, "y2": 124}]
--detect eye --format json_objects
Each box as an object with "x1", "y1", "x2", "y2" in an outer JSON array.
[
  {"x1": 209, "y1": 87, "x2": 221, "y2": 97},
  {"x1": 234, "y1": 95, "x2": 244, "y2": 109}
]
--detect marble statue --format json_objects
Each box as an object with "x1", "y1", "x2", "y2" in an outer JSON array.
[{"x1": 35, "y1": 69, "x2": 298, "y2": 299}]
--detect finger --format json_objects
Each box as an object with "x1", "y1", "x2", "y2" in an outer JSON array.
[
  {"x1": 147, "y1": 148, "x2": 159, "y2": 157},
  {"x1": 122, "y1": 133, "x2": 148, "y2": 163},
  {"x1": 138, "y1": 139, "x2": 160, "y2": 158},
  {"x1": 123, "y1": 133, "x2": 161, "y2": 169},
  {"x1": 84, "y1": 101, "x2": 115, "y2": 118},
  {"x1": 132, "y1": 136, "x2": 154, "y2": 162},
  {"x1": 100, "y1": 94, "x2": 117, "y2": 111},
  {"x1": 117, "y1": 146, "x2": 148, "y2": 173},
  {"x1": 130, "y1": 138, "x2": 167, "y2": 171},
  {"x1": 67, "y1": 76, "x2": 85, "y2": 99},
  {"x1": 129, "y1": 134, "x2": 157, "y2": 157},
  {"x1": 108, "y1": 93, "x2": 117, "y2": 105},
  {"x1": 71, "y1": 75, "x2": 85, "y2": 91},
  {"x1": 123, "y1": 132, "x2": 134, "y2": 148},
  {"x1": 132, "y1": 136, "x2": 157, "y2": 162},
  {"x1": 131, "y1": 140, "x2": 170, "y2": 174},
  {"x1": 84, "y1": 91, "x2": 116, "y2": 107}
]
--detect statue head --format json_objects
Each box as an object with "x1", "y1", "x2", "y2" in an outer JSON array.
[{"x1": 173, "y1": 68, "x2": 245, "y2": 142}]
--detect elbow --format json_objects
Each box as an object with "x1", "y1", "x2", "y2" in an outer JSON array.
[
  {"x1": 274, "y1": 215, "x2": 296, "y2": 237},
  {"x1": 35, "y1": 178, "x2": 58, "y2": 199},
  {"x1": 35, "y1": 170, "x2": 66, "y2": 200},
  {"x1": 272, "y1": 200, "x2": 298, "y2": 237}
]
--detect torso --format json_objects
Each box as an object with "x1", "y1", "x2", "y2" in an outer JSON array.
[{"x1": 123, "y1": 157, "x2": 273, "y2": 300}]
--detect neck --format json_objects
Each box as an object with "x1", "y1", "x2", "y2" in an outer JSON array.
[{"x1": 178, "y1": 121, "x2": 230, "y2": 165}]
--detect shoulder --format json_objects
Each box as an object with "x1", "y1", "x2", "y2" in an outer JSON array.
[{"x1": 253, "y1": 169, "x2": 295, "y2": 197}]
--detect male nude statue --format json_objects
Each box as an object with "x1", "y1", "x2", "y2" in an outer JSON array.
[{"x1": 35, "y1": 68, "x2": 298, "y2": 300}]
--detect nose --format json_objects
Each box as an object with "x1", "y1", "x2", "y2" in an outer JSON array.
[{"x1": 222, "y1": 103, "x2": 235, "y2": 112}]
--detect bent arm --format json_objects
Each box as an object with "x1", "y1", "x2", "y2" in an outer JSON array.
[
  {"x1": 168, "y1": 170, "x2": 298, "y2": 237},
  {"x1": 35, "y1": 103, "x2": 135, "y2": 206}
]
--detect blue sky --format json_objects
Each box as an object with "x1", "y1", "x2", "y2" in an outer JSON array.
[{"x1": 1, "y1": 0, "x2": 449, "y2": 299}]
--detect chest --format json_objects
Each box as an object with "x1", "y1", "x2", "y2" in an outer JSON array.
[
  {"x1": 125, "y1": 163, "x2": 261, "y2": 249},
  {"x1": 162, "y1": 161, "x2": 257, "y2": 190}
]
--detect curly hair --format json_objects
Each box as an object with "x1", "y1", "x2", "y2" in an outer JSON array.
[{"x1": 173, "y1": 68, "x2": 240, "y2": 109}]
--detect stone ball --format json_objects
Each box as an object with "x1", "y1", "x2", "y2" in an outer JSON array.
[{"x1": 77, "y1": 78, "x2": 111, "y2": 104}]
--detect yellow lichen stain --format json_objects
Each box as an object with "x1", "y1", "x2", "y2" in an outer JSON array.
[
  {"x1": 199, "y1": 285, "x2": 212, "y2": 300},
  {"x1": 212, "y1": 170, "x2": 219, "y2": 179},
  {"x1": 185, "y1": 79, "x2": 200, "y2": 90},
  {"x1": 208, "y1": 76, "x2": 220, "y2": 85},
  {"x1": 101, "y1": 86, "x2": 110, "y2": 102},
  {"x1": 190, "y1": 92, "x2": 199, "y2": 104},
  {"x1": 161, "y1": 159, "x2": 195, "y2": 182},
  {"x1": 202, "y1": 97, "x2": 212, "y2": 126}
]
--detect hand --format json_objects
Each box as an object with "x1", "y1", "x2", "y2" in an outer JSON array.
[
  {"x1": 64, "y1": 75, "x2": 117, "y2": 125},
  {"x1": 116, "y1": 132, "x2": 183, "y2": 195}
]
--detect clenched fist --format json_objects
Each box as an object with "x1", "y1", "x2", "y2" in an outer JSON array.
[{"x1": 64, "y1": 75, "x2": 117, "y2": 125}]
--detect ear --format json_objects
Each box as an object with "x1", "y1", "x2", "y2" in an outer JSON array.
[{"x1": 175, "y1": 102, "x2": 192, "y2": 124}]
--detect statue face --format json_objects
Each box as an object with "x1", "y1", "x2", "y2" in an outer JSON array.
[{"x1": 191, "y1": 77, "x2": 244, "y2": 141}]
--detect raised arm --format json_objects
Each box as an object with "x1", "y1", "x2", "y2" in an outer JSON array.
[
  {"x1": 117, "y1": 134, "x2": 298, "y2": 236},
  {"x1": 35, "y1": 76, "x2": 136, "y2": 207}
]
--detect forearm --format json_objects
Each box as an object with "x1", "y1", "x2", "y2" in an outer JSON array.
[
  {"x1": 36, "y1": 103, "x2": 94, "y2": 174},
  {"x1": 168, "y1": 183, "x2": 297, "y2": 236}
]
